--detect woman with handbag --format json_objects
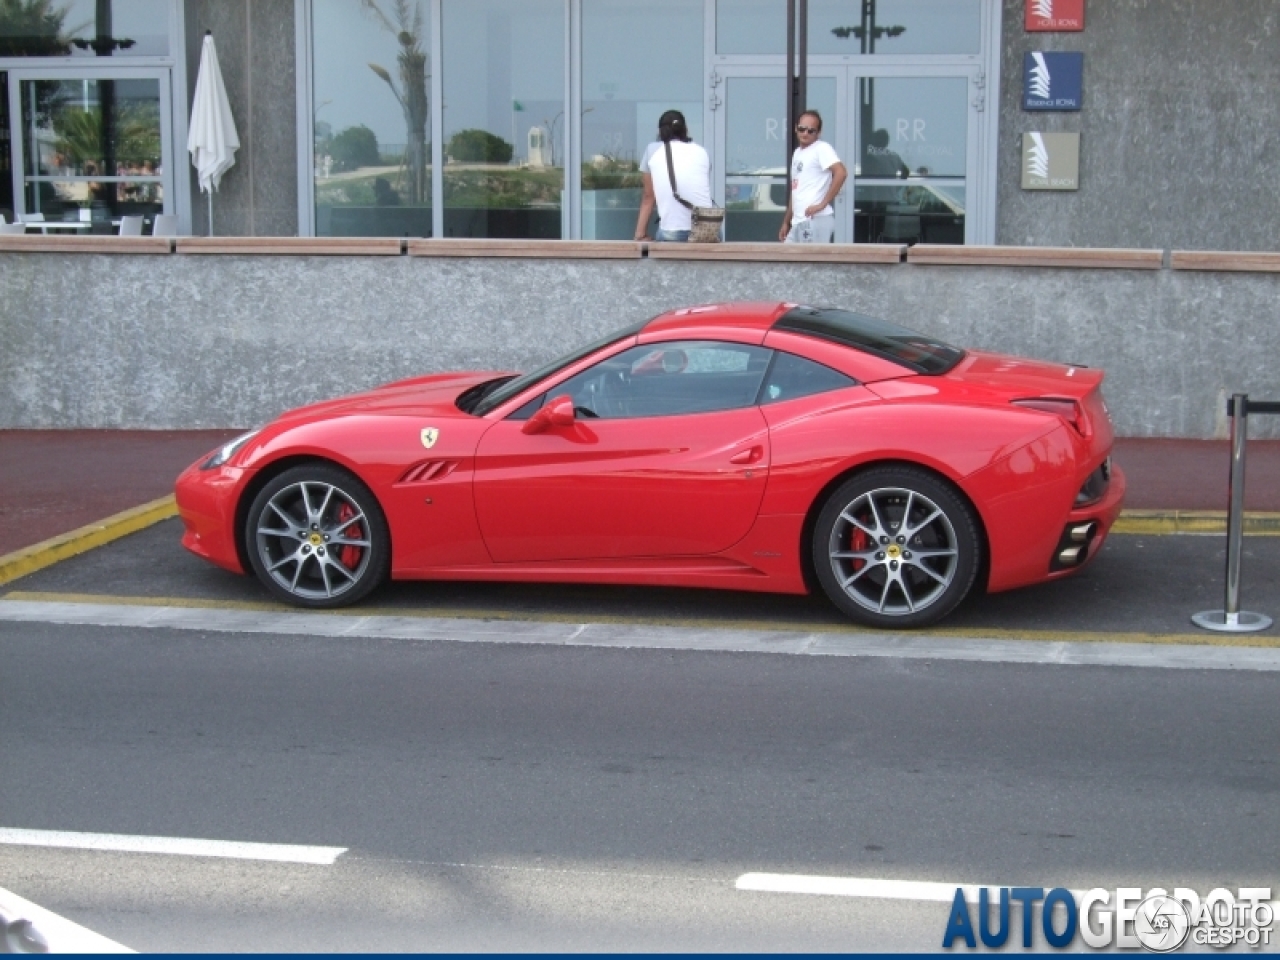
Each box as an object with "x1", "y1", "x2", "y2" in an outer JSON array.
[{"x1": 634, "y1": 110, "x2": 719, "y2": 242}]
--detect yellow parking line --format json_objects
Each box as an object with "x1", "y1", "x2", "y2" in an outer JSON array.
[
  {"x1": 1112, "y1": 510, "x2": 1280, "y2": 535},
  {"x1": 4, "y1": 589, "x2": 1277, "y2": 649},
  {"x1": 0, "y1": 496, "x2": 177, "y2": 587}
]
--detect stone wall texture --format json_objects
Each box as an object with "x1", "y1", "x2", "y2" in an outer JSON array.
[
  {"x1": 2, "y1": 251, "x2": 1277, "y2": 438},
  {"x1": 997, "y1": 0, "x2": 1280, "y2": 250}
]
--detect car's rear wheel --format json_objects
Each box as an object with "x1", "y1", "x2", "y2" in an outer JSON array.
[
  {"x1": 812, "y1": 466, "x2": 981, "y2": 629},
  {"x1": 244, "y1": 464, "x2": 390, "y2": 608}
]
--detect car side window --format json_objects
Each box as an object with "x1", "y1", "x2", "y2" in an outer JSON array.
[
  {"x1": 554, "y1": 341, "x2": 772, "y2": 419},
  {"x1": 757, "y1": 350, "x2": 857, "y2": 404}
]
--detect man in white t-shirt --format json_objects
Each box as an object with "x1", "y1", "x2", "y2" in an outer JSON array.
[
  {"x1": 635, "y1": 110, "x2": 713, "y2": 242},
  {"x1": 778, "y1": 110, "x2": 848, "y2": 244}
]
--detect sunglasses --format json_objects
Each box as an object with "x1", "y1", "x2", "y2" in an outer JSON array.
[{"x1": 796, "y1": 124, "x2": 819, "y2": 134}]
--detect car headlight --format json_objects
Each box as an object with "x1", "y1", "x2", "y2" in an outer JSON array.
[{"x1": 201, "y1": 429, "x2": 261, "y2": 470}]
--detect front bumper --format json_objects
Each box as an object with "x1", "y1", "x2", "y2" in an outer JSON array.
[{"x1": 174, "y1": 458, "x2": 251, "y2": 574}]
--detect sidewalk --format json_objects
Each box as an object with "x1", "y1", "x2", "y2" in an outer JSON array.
[{"x1": 1, "y1": 430, "x2": 1278, "y2": 558}]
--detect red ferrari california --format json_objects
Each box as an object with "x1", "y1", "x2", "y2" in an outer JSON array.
[{"x1": 176, "y1": 302, "x2": 1124, "y2": 628}]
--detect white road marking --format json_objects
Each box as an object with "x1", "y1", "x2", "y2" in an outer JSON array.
[
  {"x1": 736, "y1": 873, "x2": 1081, "y2": 903},
  {"x1": 2, "y1": 599, "x2": 1280, "y2": 672},
  {"x1": 0, "y1": 885, "x2": 134, "y2": 953},
  {"x1": 0, "y1": 828, "x2": 346, "y2": 865}
]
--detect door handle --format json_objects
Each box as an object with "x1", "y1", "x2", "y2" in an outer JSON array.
[{"x1": 729, "y1": 445, "x2": 764, "y2": 465}]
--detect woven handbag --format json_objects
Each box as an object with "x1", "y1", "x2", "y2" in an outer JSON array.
[{"x1": 664, "y1": 141, "x2": 724, "y2": 243}]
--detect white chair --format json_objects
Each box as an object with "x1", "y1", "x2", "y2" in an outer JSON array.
[
  {"x1": 20, "y1": 212, "x2": 47, "y2": 234},
  {"x1": 150, "y1": 214, "x2": 180, "y2": 236},
  {"x1": 118, "y1": 215, "x2": 145, "y2": 236},
  {"x1": 0, "y1": 223, "x2": 28, "y2": 235}
]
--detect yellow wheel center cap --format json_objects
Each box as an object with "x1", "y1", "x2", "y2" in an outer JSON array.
[
  {"x1": 309, "y1": 533, "x2": 323, "y2": 546},
  {"x1": 886, "y1": 544, "x2": 902, "y2": 560}
]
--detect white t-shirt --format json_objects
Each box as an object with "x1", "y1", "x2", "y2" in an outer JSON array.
[
  {"x1": 642, "y1": 139, "x2": 712, "y2": 232},
  {"x1": 789, "y1": 139, "x2": 841, "y2": 225}
]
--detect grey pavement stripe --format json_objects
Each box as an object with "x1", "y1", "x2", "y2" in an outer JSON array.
[{"x1": 1, "y1": 599, "x2": 1279, "y2": 672}]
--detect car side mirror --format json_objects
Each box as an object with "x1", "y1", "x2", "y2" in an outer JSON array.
[{"x1": 521, "y1": 394, "x2": 576, "y2": 434}]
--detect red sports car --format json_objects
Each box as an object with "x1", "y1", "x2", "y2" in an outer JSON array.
[{"x1": 176, "y1": 302, "x2": 1125, "y2": 628}]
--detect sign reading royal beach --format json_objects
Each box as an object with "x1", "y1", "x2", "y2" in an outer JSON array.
[
  {"x1": 1025, "y1": 0, "x2": 1085, "y2": 32},
  {"x1": 1022, "y1": 132, "x2": 1079, "y2": 190},
  {"x1": 1023, "y1": 52, "x2": 1084, "y2": 110}
]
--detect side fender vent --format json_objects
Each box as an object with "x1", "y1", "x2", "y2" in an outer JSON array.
[{"x1": 398, "y1": 460, "x2": 458, "y2": 483}]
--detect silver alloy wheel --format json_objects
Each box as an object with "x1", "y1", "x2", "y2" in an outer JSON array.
[
  {"x1": 827, "y1": 485, "x2": 960, "y2": 616},
  {"x1": 254, "y1": 480, "x2": 373, "y2": 601}
]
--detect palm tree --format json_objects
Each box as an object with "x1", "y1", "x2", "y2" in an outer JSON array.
[{"x1": 363, "y1": 0, "x2": 429, "y2": 205}]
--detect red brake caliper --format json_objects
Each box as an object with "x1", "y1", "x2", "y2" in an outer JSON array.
[
  {"x1": 850, "y1": 523, "x2": 869, "y2": 573},
  {"x1": 336, "y1": 503, "x2": 364, "y2": 570}
]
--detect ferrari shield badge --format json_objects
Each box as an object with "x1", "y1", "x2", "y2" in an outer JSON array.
[{"x1": 420, "y1": 427, "x2": 440, "y2": 449}]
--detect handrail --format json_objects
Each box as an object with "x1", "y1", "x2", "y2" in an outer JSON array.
[
  {"x1": 647, "y1": 241, "x2": 905, "y2": 263},
  {"x1": 907, "y1": 244, "x2": 1163, "y2": 269},
  {"x1": 176, "y1": 236, "x2": 402, "y2": 255},
  {"x1": 1169, "y1": 251, "x2": 1280, "y2": 273},
  {"x1": 0, "y1": 235, "x2": 172, "y2": 254},
  {"x1": 408, "y1": 238, "x2": 642, "y2": 259}
]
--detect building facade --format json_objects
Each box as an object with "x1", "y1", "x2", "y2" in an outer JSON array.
[{"x1": 2, "y1": 0, "x2": 1277, "y2": 250}]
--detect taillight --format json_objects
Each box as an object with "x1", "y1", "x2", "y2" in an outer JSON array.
[{"x1": 1011, "y1": 397, "x2": 1088, "y2": 436}]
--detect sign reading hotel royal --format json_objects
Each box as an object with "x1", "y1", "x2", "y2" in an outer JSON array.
[
  {"x1": 1022, "y1": 132, "x2": 1080, "y2": 190},
  {"x1": 1025, "y1": 0, "x2": 1085, "y2": 32},
  {"x1": 1023, "y1": 52, "x2": 1084, "y2": 110}
]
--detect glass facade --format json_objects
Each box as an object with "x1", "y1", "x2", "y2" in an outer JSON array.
[
  {"x1": 301, "y1": 0, "x2": 996, "y2": 243},
  {"x1": 0, "y1": 0, "x2": 169, "y2": 58},
  {"x1": 19, "y1": 77, "x2": 163, "y2": 221},
  {"x1": 442, "y1": 0, "x2": 564, "y2": 238},
  {"x1": 581, "y1": 0, "x2": 702, "y2": 239},
  {"x1": 312, "y1": 0, "x2": 432, "y2": 237}
]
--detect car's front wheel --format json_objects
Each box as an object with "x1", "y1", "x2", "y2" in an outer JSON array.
[
  {"x1": 813, "y1": 466, "x2": 981, "y2": 629},
  {"x1": 244, "y1": 464, "x2": 390, "y2": 608}
]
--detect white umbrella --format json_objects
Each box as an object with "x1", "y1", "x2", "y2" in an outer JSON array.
[{"x1": 187, "y1": 31, "x2": 240, "y2": 236}]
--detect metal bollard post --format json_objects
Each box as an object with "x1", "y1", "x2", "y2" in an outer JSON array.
[{"x1": 1192, "y1": 393, "x2": 1273, "y2": 632}]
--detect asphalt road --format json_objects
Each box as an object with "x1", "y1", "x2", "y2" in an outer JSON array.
[{"x1": 2, "y1": 525, "x2": 1279, "y2": 951}]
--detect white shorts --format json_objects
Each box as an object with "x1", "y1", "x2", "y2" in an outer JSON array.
[{"x1": 784, "y1": 216, "x2": 835, "y2": 244}]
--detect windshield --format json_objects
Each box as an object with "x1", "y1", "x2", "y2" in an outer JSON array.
[
  {"x1": 468, "y1": 321, "x2": 646, "y2": 416},
  {"x1": 774, "y1": 306, "x2": 965, "y2": 375}
]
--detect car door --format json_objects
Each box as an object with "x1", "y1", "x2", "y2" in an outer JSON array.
[{"x1": 473, "y1": 341, "x2": 772, "y2": 563}]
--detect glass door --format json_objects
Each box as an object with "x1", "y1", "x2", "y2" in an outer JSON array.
[
  {"x1": 714, "y1": 65, "x2": 979, "y2": 244},
  {"x1": 848, "y1": 70, "x2": 976, "y2": 245},
  {"x1": 7, "y1": 66, "x2": 173, "y2": 228},
  {"x1": 714, "y1": 68, "x2": 840, "y2": 242}
]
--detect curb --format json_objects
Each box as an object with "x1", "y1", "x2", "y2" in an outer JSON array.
[
  {"x1": 1111, "y1": 510, "x2": 1280, "y2": 536},
  {"x1": 0, "y1": 495, "x2": 177, "y2": 587}
]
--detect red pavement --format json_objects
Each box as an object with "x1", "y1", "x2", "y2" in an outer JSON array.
[{"x1": 1, "y1": 430, "x2": 1278, "y2": 558}]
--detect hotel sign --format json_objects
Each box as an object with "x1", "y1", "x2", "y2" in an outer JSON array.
[
  {"x1": 1022, "y1": 132, "x2": 1080, "y2": 190},
  {"x1": 1025, "y1": 0, "x2": 1085, "y2": 32},
  {"x1": 1023, "y1": 52, "x2": 1084, "y2": 110}
]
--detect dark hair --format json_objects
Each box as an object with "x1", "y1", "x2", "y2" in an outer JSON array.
[
  {"x1": 799, "y1": 109, "x2": 823, "y2": 132},
  {"x1": 658, "y1": 110, "x2": 691, "y2": 143}
]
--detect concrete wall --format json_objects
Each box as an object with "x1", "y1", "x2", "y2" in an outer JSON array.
[
  {"x1": 2, "y1": 249, "x2": 1278, "y2": 438},
  {"x1": 184, "y1": 0, "x2": 298, "y2": 237},
  {"x1": 997, "y1": 0, "x2": 1280, "y2": 250}
]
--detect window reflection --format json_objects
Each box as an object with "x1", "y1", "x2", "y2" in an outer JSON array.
[
  {"x1": 20, "y1": 77, "x2": 163, "y2": 222},
  {"x1": 716, "y1": 0, "x2": 980, "y2": 56},
  {"x1": 582, "y1": 0, "x2": 702, "y2": 240},
  {"x1": 0, "y1": 0, "x2": 169, "y2": 57},
  {"x1": 312, "y1": 0, "x2": 432, "y2": 237},
  {"x1": 442, "y1": 0, "x2": 564, "y2": 239}
]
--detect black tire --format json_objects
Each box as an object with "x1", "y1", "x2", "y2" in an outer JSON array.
[
  {"x1": 244, "y1": 464, "x2": 390, "y2": 608},
  {"x1": 812, "y1": 466, "x2": 981, "y2": 629}
]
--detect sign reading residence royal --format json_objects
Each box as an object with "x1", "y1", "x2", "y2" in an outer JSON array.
[
  {"x1": 1023, "y1": 52, "x2": 1084, "y2": 110},
  {"x1": 1022, "y1": 132, "x2": 1080, "y2": 190},
  {"x1": 1025, "y1": 0, "x2": 1085, "y2": 31}
]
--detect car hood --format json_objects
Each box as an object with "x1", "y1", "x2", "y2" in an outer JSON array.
[{"x1": 273, "y1": 371, "x2": 513, "y2": 424}]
